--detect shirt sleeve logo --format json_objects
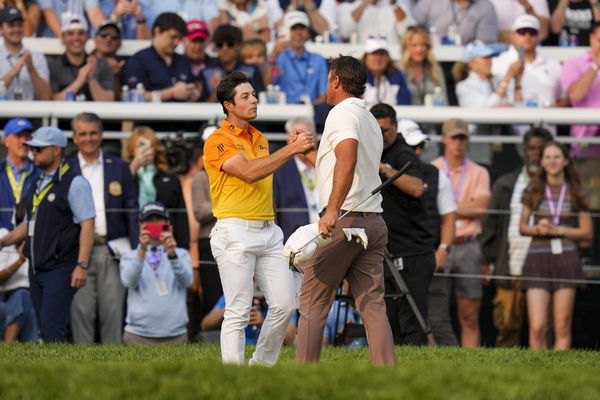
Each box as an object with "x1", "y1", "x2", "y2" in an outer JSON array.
[{"x1": 217, "y1": 144, "x2": 225, "y2": 155}]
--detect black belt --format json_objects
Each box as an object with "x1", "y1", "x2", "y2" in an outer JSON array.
[{"x1": 453, "y1": 236, "x2": 478, "y2": 245}]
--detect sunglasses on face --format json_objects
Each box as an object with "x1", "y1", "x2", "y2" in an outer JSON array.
[
  {"x1": 215, "y1": 41, "x2": 236, "y2": 49},
  {"x1": 192, "y1": 38, "x2": 205, "y2": 44},
  {"x1": 98, "y1": 31, "x2": 121, "y2": 40},
  {"x1": 30, "y1": 146, "x2": 48, "y2": 153},
  {"x1": 516, "y1": 28, "x2": 538, "y2": 37}
]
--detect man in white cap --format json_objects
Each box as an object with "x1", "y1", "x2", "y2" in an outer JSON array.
[
  {"x1": 0, "y1": 127, "x2": 95, "y2": 342},
  {"x1": 265, "y1": 11, "x2": 328, "y2": 105},
  {"x1": 492, "y1": 14, "x2": 566, "y2": 110},
  {"x1": 399, "y1": 118, "x2": 459, "y2": 346},
  {"x1": 48, "y1": 13, "x2": 115, "y2": 101}
]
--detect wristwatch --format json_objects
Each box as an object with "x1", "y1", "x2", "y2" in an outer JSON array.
[
  {"x1": 438, "y1": 243, "x2": 451, "y2": 252},
  {"x1": 77, "y1": 261, "x2": 89, "y2": 270}
]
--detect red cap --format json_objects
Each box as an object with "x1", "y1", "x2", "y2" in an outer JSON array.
[{"x1": 186, "y1": 20, "x2": 209, "y2": 40}]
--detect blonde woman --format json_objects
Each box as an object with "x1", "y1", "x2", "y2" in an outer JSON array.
[
  {"x1": 124, "y1": 126, "x2": 189, "y2": 249},
  {"x1": 399, "y1": 26, "x2": 447, "y2": 105}
]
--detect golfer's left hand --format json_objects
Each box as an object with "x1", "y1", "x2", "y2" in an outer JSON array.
[{"x1": 318, "y1": 208, "x2": 337, "y2": 237}]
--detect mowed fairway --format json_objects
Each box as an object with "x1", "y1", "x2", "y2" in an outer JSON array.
[{"x1": 1, "y1": 344, "x2": 600, "y2": 399}]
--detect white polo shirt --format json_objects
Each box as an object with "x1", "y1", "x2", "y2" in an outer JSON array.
[
  {"x1": 491, "y1": 46, "x2": 564, "y2": 106},
  {"x1": 316, "y1": 97, "x2": 383, "y2": 213},
  {"x1": 78, "y1": 151, "x2": 107, "y2": 237}
]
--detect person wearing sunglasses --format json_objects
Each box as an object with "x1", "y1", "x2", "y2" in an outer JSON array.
[
  {"x1": 491, "y1": 14, "x2": 567, "y2": 113},
  {"x1": 0, "y1": 127, "x2": 96, "y2": 343},
  {"x1": 92, "y1": 20, "x2": 125, "y2": 98}
]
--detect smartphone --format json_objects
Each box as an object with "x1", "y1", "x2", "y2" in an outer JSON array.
[
  {"x1": 144, "y1": 223, "x2": 171, "y2": 239},
  {"x1": 137, "y1": 137, "x2": 150, "y2": 150}
]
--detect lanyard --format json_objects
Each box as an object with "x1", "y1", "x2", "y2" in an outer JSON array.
[
  {"x1": 146, "y1": 246, "x2": 163, "y2": 272},
  {"x1": 32, "y1": 163, "x2": 70, "y2": 214},
  {"x1": 298, "y1": 168, "x2": 317, "y2": 192},
  {"x1": 545, "y1": 183, "x2": 567, "y2": 225},
  {"x1": 443, "y1": 156, "x2": 467, "y2": 202},
  {"x1": 6, "y1": 162, "x2": 29, "y2": 203}
]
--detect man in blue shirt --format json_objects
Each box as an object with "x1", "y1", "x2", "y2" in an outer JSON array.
[
  {"x1": 120, "y1": 202, "x2": 193, "y2": 345},
  {"x1": 123, "y1": 12, "x2": 200, "y2": 102},
  {"x1": 0, "y1": 127, "x2": 96, "y2": 342},
  {"x1": 267, "y1": 11, "x2": 327, "y2": 104},
  {"x1": 0, "y1": 118, "x2": 40, "y2": 231}
]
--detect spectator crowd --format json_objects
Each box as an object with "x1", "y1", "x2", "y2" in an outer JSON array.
[{"x1": 0, "y1": 0, "x2": 600, "y2": 352}]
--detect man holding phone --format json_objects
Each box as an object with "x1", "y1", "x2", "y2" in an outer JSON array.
[
  {"x1": 492, "y1": 14, "x2": 566, "y2": 109},
  {"x1": 120, "y1": 202, "x2": 193, "y2": 345}
]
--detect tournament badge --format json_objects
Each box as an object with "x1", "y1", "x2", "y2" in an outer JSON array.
[
  {"x1": 109, "y1": 181, "x2": 122, "y2": 196},
  {"x1": 47, "y1": 193, "x2": 56, "y2": 202}
]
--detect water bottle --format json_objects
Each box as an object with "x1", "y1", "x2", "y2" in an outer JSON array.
[
  {"x1": 524, "y1": 89, "x2": 538, "y2": 108},
  {"x1": 559, "y1": 30, "x2": 569, "y2": 47},
  {"x1": 136, "y1": 82, "x2": 145, "y2": 102},
  {"x1": 432, "y1": 86, "x2": 444, "y2": 106},
  {"x1": 121, "y1": 85, "x2": 130, "y2": 102},
  {"x1": 266, "y1": 84, "x2": 275, "y2": 104},
  {"x1": 0, "y1": 81, "x2": 7, "y2": 100},
  {"x1": 444, "y1": 24, "x2": 458, "y2": 45},
  {"x1": 569, "y1": 32, "x2": 578, "y2": 47}
]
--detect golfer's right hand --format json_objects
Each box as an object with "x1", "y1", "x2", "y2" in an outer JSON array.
[
  {"x1": 318, "y1": 208, "x2": 337, "y2": 237},
  {"x1": 291, "y1": 131, "x2": 315, "y2": 154}
]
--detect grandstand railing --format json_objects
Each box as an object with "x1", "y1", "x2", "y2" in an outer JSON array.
[{"x1": 0, "y1": 37, "x2": 589, "y2": 62}]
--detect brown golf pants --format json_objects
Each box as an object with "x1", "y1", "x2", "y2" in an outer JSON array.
[{"x1": 296, "y1": 213, "x2": 396, "y2": 365}]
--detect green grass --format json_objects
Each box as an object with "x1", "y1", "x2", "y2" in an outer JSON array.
[{"x1": 1, "y1": 344, "x2": 600, "y2": 399}]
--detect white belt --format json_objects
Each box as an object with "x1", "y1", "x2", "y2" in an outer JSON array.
[{"x1": 220, "y1": 217, "x2": 274, "y2": 229}]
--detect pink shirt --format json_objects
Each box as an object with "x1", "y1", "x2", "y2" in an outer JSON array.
[
  {"x1": 432, "y1": 157, "x2": 491, "y2": 238},
  {"x1": 560, "y1": 51, "x2": 600, "y2": 158}
]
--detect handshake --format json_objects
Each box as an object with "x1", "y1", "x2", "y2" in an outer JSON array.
[{"x1": 287, "y1": 129, "x2": 317, "y2": 154}]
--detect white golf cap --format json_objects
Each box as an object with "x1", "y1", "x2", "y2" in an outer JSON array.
[
  {"x1": 61, "y1": 12, "x2": 88, "y2": 33},
  {"x1": 364, "y1": 36, "x2": 389, "y2": 53},
  {"x1": 511, "y1": 14, "x2": 540, "y2": 32},
  {"x1": 283, "y1": 11, "x2": 310, "y2": 31},
  {"x1": 398, "y1": 119, "x2": 429, "y2": 146}
]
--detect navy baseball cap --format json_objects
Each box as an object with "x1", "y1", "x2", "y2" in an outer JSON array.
[
  {"x1": 24, "y1": 127, "x2": 67, "y2": 148},
  {"x1": 3, "y1": 118, "x2": 33, "y2": 137},
  {"x1": 0, "y1": 7, "x2": 24, "y2": 24},
  {"x1": 140, "y1": 202, "x2": 169, "y2": 221}
]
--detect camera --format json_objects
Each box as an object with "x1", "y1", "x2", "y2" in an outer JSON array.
[{"x1": 162, "y1": 130, "x2": 200, "y2": 175}]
